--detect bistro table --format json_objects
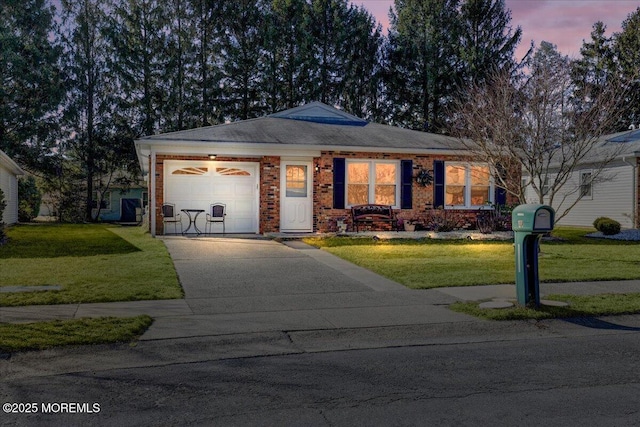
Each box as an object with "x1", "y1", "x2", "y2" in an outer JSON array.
[{"x1": 181, "y1": 209, "x2": 205, "y2": 235}]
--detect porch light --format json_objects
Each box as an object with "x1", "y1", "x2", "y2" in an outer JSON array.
[{"x1": 209, "y1": 154, "x2": 217, "y2": 160}]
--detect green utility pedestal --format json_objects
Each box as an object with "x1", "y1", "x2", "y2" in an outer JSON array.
[{"x1": 512, "y1": 204, "x2": 555, "y2": 307}]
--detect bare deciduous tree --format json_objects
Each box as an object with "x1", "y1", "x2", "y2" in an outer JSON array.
[{"x1": 449, "y1": 42, "x2": 632, "y2": 221}]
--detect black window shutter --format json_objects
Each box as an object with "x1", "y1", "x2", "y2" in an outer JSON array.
[
  {"x1": 494, "y1": 165, "x2": 507, "y2": 205},
  {"x1": 495, "y1": 186, "x2": 507, "y2": 206},
  {"x1": 400, "y1": 160, "x2": 413, "y2": 209},
  {"x1": 434, "y1": 160, "x2": 445, "y2": 208},
  {"x1": 333, "y1": 158, "x2": 345, "y2": 209}
]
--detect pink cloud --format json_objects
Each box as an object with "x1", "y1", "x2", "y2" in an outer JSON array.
[
  {"x1": 507, "y1": 0, "x2": 638, "y2": 59},
  {"x1": 351, "y1": 0, "x2": 640, "y2": 60}
]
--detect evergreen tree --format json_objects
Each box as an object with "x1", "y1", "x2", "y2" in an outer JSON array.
[
  {"x1": 263, "y1": 0, "x2": 313, "y2": 112},
  {"x1": 60, "y1": 0, "x2": 111, "y2": 221},
  {"x1": 107, "y1": 0, "x2": 169, "y2": 136},
  {"x1": 191, "y1": 0, "x2": 226, "y2": 126},
  {"x1": 457, "y1": 0, "x2": 521, "y2": 85},
  {"x1": 219, "y1": 0, "x2": 268, "y2": 121},
  {"x1": 61, "y1": 0, "x2": 138, "y2": 221},
  {"x1": 571, "y1": 22, "x2": 619, "y2": 132},
  {"x1": 307, "y1": 0, "x2": 351, "y2": 106},
  {"x1": 163, "y1": 0, "x2": 199, "y2": 131},
  {"x1": 385, "y1": 0, "x2": 462, "y2": 132},
  {"x1": 0, "y1": 0, "x2": 63, "y2": 171},
  {"x1": 614, "y1": 7, "x2": 640, "y2": 128},
  {"x1": 341, "y1": 5, "x2": 384, "y2": 120}
]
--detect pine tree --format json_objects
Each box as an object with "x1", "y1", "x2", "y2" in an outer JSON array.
[
  {"x1": 60, "y1": 0, "x2": 112, "y2": 221},
  {"x1": 219, "y1": 0, "x2": 268, "y2": 121},
  {"x1": 0, "y1": 0, "x2": 63, "y2": 171},
  {"x1": 385, "y1": 0, "x2": 462, "y2": 132},
  {"x1": 107, "y1": 0, "x2": 169, "y2": 136},
  {"x1": 614, "y1": 7, "x2": 640, "y2": 127},
  {"x1": 341, "y1": 5, "x2": 384, "y2": 120},
  {"x1": 571, "y1": 22, "x2": 619, "y2": 132},
  {"x1": 457, "y1": 0, "x2": 521, "y2": 85},
  {"x1": 191, "y1": 0, "x2": 225, "y2": 126},
  {"x1": 263, "y1": 0, "x2": 313, "y2": 112},
  {"x1": 307, "y1": 0, "x2": 351, "y2": 106}
]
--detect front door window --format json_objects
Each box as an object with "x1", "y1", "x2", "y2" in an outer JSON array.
[{"x1": 286, "y1": 165, "x2": 307, "y2": 197}]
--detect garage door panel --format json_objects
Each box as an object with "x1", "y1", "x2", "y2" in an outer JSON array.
[
  {"x1": 165, "y1": 161, "x2": 258, "y2": 233},
  {"x1": 211, "y1": 183, "x2": 233, "y2": 197},
  {"x1": 234, "y1": 183, "x2": 254, "y2": 197}
]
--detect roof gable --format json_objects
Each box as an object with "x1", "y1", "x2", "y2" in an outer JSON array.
[
  {"x1": 270, "y1": 101, "x2": 367, "y2": 126},
  {"x1": 0, "y1": 149, "x2": 25, "y2": 175}
]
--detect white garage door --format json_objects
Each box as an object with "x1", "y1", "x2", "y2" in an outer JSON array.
[{"x1": 164, "y1": 160, "x2": 259, "y2": 233}]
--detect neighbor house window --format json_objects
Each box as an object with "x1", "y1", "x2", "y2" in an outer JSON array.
[
  {"x1": 346, "y1": 160, "x2": 398, "y2": 206},
  {"x1": 91, "y1": 191, "x2": 111, "y2": 209},
  {"x1": 542, "y1": 176, "x2": 550, "y2": 196},
  {"x1": 580, "y1": 171, "x2": 593, "y2": 198},
  {"x1": 445, "y1": 163, "x2": 492, "y2": 208}
]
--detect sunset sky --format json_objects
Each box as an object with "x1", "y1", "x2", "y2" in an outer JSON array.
[{"x1": 350, "y1": 0, "x2": 640, "y2": 60}]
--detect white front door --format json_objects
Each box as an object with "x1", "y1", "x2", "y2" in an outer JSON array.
[{"x1": 280, "y1": 161, "x2": 313, "y2": 232}]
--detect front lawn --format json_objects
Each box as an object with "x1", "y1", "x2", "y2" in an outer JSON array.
[
  {"x1": 0, "y1": 315, "x2": 153, "y2": 352},
  {"x1": 0, "y1": 224, "x2": 182, "y2": 306},
  {"x1": 303, "y1": 228, "x2": 640, "y2": 289},
  {"x1": 451, "y1": 293, "x2": 640, "y2": 321}
]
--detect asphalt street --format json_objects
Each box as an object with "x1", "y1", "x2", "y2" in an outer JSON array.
[{"x1": 3, "y1": 317, "x2": 640, "y2": 426}]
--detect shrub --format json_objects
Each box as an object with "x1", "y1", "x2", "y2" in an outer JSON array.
[
  {"x1": 597, "y1": 218, "x2": 621, "y2": 236},
  {"x1": 18, "y1": 176, "x2": 41, "y2": 222},
  {"x1": 592, "y1": 217, "x2": 609, "y2": 230},
  {"x1": 593, "y1": 216, "x2": 620, "y2": 235}
]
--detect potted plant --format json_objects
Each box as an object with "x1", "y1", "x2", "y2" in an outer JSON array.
[
  {"x1": 403, "y1": 219, "x2": 417, "y2": 232},
  {"x1": 336, "y1": 217, "x2": 347, "y2": 233}
]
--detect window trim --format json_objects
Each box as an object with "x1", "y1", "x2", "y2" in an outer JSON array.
[
  {"x1": 345, "y1": 159, "x2": 400, "y2": 208},
  {"x1": 444, "y1": 162, "x2": 494, "y2": 209},
  {"x1": 580, "y1": 170, "x2": 593, "y2": 199}
]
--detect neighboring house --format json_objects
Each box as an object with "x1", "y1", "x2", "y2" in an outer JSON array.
[
  {"x1": 523, "y1": 128, "x2": 640, "y2": 229},
  {"x1": 91, "y1": 184, "x2": 147, "y2": 223},
  {"x1": 0, "y1": 149, "x2": 25, "y2": 225},
  {"x1": 135, "y1": 102, "x2": 510, "y2": 236}
]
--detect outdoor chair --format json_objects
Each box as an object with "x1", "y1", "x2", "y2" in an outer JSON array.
[
  {"x1": 162, "y1": 203, "x2": 183, "y2": 235},
  {"x1": 205, "y1": 203, "x2": 226, "y2": 234}
]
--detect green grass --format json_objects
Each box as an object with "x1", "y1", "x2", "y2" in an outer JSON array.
[
  {"x1": 0, "y1": 223, "x2": 141, "y2": 258},
  {"x1": 303, "y1": 227, "x2": 640, "y2": 289},
  {"x1": 0, "y1": 315, "x2": 153, "y2": 352},
  {"x1": 450, "y1": 293, "x2": 640, "y2": 321},
  {"x1": 0, "y1": 224, "x2": 182, "y2": 306}
]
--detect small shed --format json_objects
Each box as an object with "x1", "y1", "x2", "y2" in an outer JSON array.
[{"x1": 0, "y1": 149, "x2": 25, "y2": 225}]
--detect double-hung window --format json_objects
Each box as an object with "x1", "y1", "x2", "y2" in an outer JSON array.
[
  {"x1": 346, "y1": 160, "x2": 398, "y2": 206},
  {"x1": 580, "y1": 171, "x2": 593, "y2": 198},
  {"x1": 445, "y1": 163, "x2": 492, "y2": 208}
]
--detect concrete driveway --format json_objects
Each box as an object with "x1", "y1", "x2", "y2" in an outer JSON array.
[{"x1": 143, "y1": 237, "x2": 470, "y2": 340}]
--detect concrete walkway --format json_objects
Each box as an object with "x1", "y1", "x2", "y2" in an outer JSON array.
[{"x1": 3, "y1": 237, "x2": 640, "y2": 341}]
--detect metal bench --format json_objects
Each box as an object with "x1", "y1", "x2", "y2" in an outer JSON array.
[{"x1": 350, "y1": 204, "x2": 398, "y2": 232}]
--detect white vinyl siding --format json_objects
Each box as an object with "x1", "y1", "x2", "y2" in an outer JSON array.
[
  {"x1": 524, "y1": 162, "x2": 635, "y2": 228},
  {"x1": 0, "y1": 163, "x2": 19, "y2": 225}
]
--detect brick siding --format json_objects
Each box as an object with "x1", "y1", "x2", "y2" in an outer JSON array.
[{"x1": 150, "y1": 152, "x2": 520, "y2": 235}]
